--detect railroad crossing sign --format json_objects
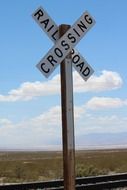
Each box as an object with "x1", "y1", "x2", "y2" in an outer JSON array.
[
  {"x1": 32, "y1": 6, "x2": 95, "y2": 81},
  {"x1": 32, "y1": 6, "x2": 95, "y2": 190}
]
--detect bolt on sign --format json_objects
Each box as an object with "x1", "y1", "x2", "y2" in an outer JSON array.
[{"x1": 32, "y1": 6, "x2": 95, "y2": 81}]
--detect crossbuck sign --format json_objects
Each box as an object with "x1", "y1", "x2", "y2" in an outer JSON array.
[
  {"x1": 32, "y1": 6, "x2": 95, "y2": 190},
  {"x1": 32, "y1": 7, "x2": 95, "y2": 81}
]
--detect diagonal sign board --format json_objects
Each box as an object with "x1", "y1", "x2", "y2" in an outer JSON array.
[
  {"x1": 32, "y1": 8, "x2": 95, "y2": 79},
  {"x1": 36, "y1": 11, "x2": 95, "y2": 78},
  {"x1": 32, "y1": 7, "x2": 94, "y2": 81}
]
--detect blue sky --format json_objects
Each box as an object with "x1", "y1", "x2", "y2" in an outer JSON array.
[{"x1": 0, "y1": 0, "x2": 127, "y2": 149}]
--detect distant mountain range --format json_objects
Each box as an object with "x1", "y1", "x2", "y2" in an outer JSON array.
[
  {"x1": 76, "y1": 132, "x2": 127, "y2": 149},
  {"x1": 0, "y1": 132, "x2": 127, "y2": 151}
]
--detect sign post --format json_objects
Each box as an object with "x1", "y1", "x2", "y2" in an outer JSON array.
[
  {"x1": 59, "y1": 24, "x2": 75, "y2": 190},
  {"x1": 32, "y1": 7, "x2": 95, "y2": 190}
]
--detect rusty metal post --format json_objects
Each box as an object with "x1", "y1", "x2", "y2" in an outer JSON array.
[{"x1": 59, "y1": 24, "x2": 75, "y2": 190}]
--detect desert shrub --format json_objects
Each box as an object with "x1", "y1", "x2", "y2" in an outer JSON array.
[{"x1": 76, "y1": 164, "x2": 108, "y2": 177}]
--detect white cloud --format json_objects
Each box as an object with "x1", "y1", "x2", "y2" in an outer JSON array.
[
  {"x1": 0, "y1": 74, "x2": 60, "y2": 102},
  {"x1": 0, "y1": 105, "x2": 85, "y2": 148},
  {"x1": 0, "y1": 99, "x2": 127, "y2": 149},
  {"x1": 86, "y1": 97, "x2": 127, "y2": 110},
  {"x1": 0, "y1": 118, "x2": 13, "y2": 128},
  {"x1": 74, "y1": 106, "x2": 85, "y2": 119},
  {"x1": 0, "y1": 70, "x2": 123, "y2": 102},
  {"x1": 1, "y1": 110, "x2": 127, "y2": 149},
  {"x1": 73, "y1": 70, "x2": 122, "y2": 93},
  {"x1": 31, "y1": 106, "x2": 62, "y2": 127},
  {"x1": 75, "y1": 114, "x2": 127, "y2": 135}
]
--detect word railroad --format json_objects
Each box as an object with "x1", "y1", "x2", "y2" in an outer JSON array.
[{"x1": 32, "y1": 6, "x2": 95, "y2": 80}]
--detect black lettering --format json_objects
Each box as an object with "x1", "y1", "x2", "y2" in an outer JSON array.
[
  {"x1": 72, "y1": 55, "x2": 80, "y2": 64},
  {"x1": 47, "y1": 25, "x2": 54, "y2": 32},
  {"x1": 41, "y1": 63, "x2": 50, "y2": 73},
  {"x1": 67, "y1": 33, "x2": 76, "y2": 43},
  {"x1": 47, "y1": 55, "x2": 57, "y2": 66},
  {"x1": 54, "y1": 48, "x2": 63, "y2": 58},
  {"x1": 73, "y1": 28, "x2": 80, "y2": 37},
  {"x1": 40, "y1": 19, "x2": 49, "y2": 29},
  {"x1": 84, "y1": 14, "x2": 93, "y2": 24},
  {"x1": 61, "y1": 40, "x2": 70, "y2": 50},
  {"x1": 34, "y1": 9, "x2": 44, "y2": 20},
  {"x1": 77, "y1": 21, "x2": 87, "y2": 32},
  {"x1": 76, "y1": 62, "x2": 84, "y2": 72},
  {"x1": 82, "y1": 67, "x2": 90, "y2": 76},
  {"x1": 52, "y1": 30, "x2": 59, "y2": 41}
]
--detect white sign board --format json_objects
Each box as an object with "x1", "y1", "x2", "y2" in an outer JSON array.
[{"x1": 36, "y1": 11, "x2": 95, "y2": 78}]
